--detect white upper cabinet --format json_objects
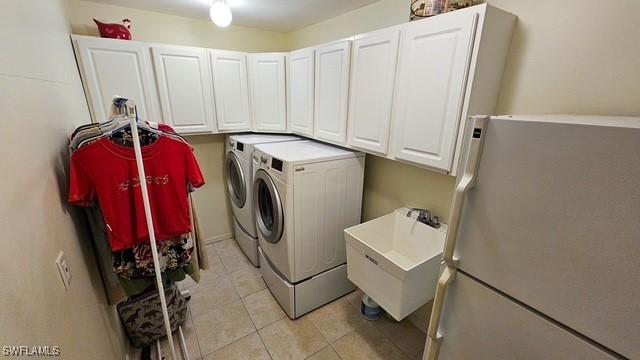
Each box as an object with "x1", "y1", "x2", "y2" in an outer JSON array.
[
  {"x1": 390, "y1": 10, "x2": 478, "y2": 172},
  {"x1": 71, "y1": 5, "x2": 514, "y2": 165},
  {"x1": 248, "y1": 53, "x2": 287, "y2": 132},
  {"x1": 347, "y1": 29, "x2": 400, "y2": 156},
  {"x1": 209, "y1": 50, "x2": 251, "y2": 132},
  {"x1": 288, "y1": 48, "x2": 315, "y2": 137},
  {"x1": 152, "y1": 46, "x2": 215, "y2": 134},
  {"x1": 314, "y1": 40, "x2": 351, "y2": 144},
  {"x1": 73, "y1": 36, "x2": 160, "y2": 124}
]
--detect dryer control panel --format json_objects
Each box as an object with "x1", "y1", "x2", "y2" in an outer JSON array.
[
  {"x1": 253, "y1": 149, "x2": 290, "y2": 183},
  {"x1": 271, "y1": 158, "x2": 283, "y2": 172}
]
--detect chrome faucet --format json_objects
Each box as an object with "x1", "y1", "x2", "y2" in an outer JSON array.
[{"x1": 407, "y1": 208, "x2": 441, "y2": 229}]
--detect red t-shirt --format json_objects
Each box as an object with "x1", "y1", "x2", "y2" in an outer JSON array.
[{"x1": 69, "y1": 136, "x2": 205, "y2": 251}]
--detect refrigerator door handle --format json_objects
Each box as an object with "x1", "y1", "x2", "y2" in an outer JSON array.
[
  {"x1": 425, "y1": 264, "x2": 457, "y2": 360},
  {"x1": 425, "y1": 116, "x2": 488, "y2": 360},
  {"x1": 442, "y1": 115, "x2": 489, "y2": 266}
]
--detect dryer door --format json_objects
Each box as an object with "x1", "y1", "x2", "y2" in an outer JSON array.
[
  {"x1": 253, "y1": 169, "x2": 284, "y2": 244},
  {"x1": 225, "y1": 152, "x2": 246, "y2": 208}
]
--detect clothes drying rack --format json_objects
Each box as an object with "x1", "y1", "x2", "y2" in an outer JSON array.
[{"x1": 113, "y1": 97, "x2": 189, "y2": 360}]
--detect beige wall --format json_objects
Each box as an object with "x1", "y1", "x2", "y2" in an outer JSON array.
[
  {"x1": 287, "y1": 0, "x2": 408, "y2": 49},
  {"x1": 0, "y1": 0, "x2": 128, "y2": 358},
  {"x1": 187, "y1": 135, "x2": 234, "y2": 241},
  {"x1": 362, "y1": 155, "x2": 455, "y2": 222},
  {"x1": 68, "y1": 0, "x2": 287, "y2": 52},
  {"x1": 489, "y1": 0, "x2": 640, "y2": 116}
]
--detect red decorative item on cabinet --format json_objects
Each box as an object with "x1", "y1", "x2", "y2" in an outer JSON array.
[{"x1": 93, "y1": 18, "x2": 132, "y2": 40}]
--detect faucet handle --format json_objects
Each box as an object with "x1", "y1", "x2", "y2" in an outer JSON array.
[
  {"x1": 407, "y1": 207, "x2": 426, "y2": 218},
  {"x1": 408, "y1": 208, "x2": 441, "y2": 228},
  {"x1": 417, "y1": 210, "x2": 430, "y2": 220}
]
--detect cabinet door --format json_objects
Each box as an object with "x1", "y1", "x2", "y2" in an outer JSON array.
[
  {"x1": 209, "y1": 50, "x2": 251, "y2": 131},
  {"x1": 390, "y1": 11, "x2": 478, "y2": 172},
  {"x1": 74, "y1": 37, "x2": 160, "y2": 123},
  {"x1": 248, "y1": 53, "x2": 287, "y2": 132},
  {"x1": 347, "y1": 30, "x2": 400, "y2": 155},
  {"x1": 288, "y1": 48, "x2": 315, "y2": 137},
  {"x1": 314, "y1": 40, "x2": 351, "y2": 144},
  {"x1": 152, "y1": 46, "x2": 215, "y2": 134}
]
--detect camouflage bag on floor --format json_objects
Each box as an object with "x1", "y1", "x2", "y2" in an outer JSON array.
[{"x1": 117, "y1": 284, "x2": 188, "y2": 347}]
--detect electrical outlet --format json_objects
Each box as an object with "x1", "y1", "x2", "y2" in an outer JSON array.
[{"x1": 55, "y1": 251, "x2": 72, "y2": 290}]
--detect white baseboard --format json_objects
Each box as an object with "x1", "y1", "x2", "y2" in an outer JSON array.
[{"x1": 203, "y1": 232, "x2": 233, "y2": 245}]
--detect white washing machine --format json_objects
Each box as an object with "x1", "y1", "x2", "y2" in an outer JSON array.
[
  {"x1": 225, "y1": 134, "x2": 301, "y2": 266},
  {"x1": 252, "y1": 140, "x2": 365, "y2": 318}
]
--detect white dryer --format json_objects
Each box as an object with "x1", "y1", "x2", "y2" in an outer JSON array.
[
  {"x1": 252, "y1": 140, "x2": 365, "y2": 318},
  {"x1": 225, "y1": 134, "x2": 301, "y2": 266}
]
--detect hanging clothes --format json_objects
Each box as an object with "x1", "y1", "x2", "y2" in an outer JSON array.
[
  {"x1": 69, "y1": 136, "x2": 205, "y2": 251},
  {"x1": 85, "y1": 203, "x2": 128, "y2": 304},
  {"x1": 118, "y1": 266, "x2": 193, "y2": 297},
  {"x1": 70, "y1": 120, "x2": 186, "y2": 151},
  {"x1": 70, "y1": 101, "x2": 196, "y2": 356},
  {"x1": 112, "y1": 234, "x2": 193, "y2": 279},
  {"x1": 190, "y1": 194, "x2": 209, "y2": 274},
  {"x1": 69, "y1": 114, "x2": 206, "y2": 299},
  {"x1": 86, "y1": 201, "x2": 206, "y2": 301}
]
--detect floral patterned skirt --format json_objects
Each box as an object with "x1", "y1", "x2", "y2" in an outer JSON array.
[{"x1": 113, "y1": 234, "x2": 193, "y2": 279}]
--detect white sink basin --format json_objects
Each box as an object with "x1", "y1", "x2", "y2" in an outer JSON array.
[{"x1": 344, "y1": 208, "x2": 447, "y2": 320}]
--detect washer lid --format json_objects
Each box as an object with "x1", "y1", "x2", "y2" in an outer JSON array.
[
  {"x1": 253, "y1": 140, "x2": 364, "y2": 166},
  {"x1": 225, "y1": 151, "x2": 246, "y2": 208}
]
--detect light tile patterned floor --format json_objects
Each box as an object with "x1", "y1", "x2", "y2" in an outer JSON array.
[{"x1": 152, "y1": 239, "x2": 426, "y2": 360}]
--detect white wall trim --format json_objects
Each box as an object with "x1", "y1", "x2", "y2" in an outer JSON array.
[{"x1": 203, "y1": 232, "x2": 233, "y2": 244}]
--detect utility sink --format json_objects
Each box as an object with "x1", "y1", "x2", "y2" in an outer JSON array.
[{"x1": 344, "y1": 208, "x2": 447, "y2": 320}]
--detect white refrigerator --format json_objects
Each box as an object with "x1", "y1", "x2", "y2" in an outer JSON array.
[{"x1": 426, "y1": 115, "x2": 640, "y2": 360}]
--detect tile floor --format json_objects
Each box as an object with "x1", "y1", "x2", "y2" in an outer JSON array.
[{"x1": 149, "y1": 239, "x2": 427, "y2": 360}]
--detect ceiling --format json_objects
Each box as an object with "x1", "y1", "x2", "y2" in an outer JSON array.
[{"x1": 86, "y1": 0, "x2": 383, "y2": 32}]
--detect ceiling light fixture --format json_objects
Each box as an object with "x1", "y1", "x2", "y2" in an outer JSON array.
[{"x1": 210, "y1": 0, "x2": 232, "y2": 28}]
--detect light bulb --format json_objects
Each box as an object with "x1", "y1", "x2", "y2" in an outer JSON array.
[{"x1": 210, "y1": 1, "x2": 232, "y2": 28}]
